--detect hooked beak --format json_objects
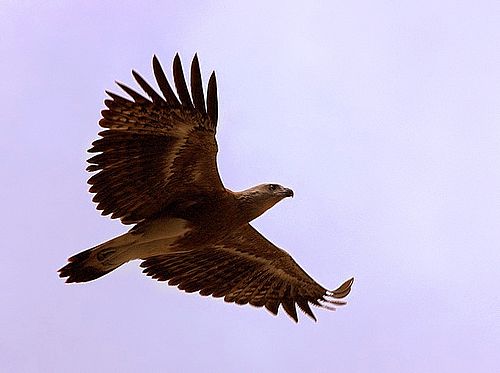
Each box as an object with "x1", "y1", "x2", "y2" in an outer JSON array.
[{"x1": 283, "y1": 188, "x2": 294, "y2": 198}]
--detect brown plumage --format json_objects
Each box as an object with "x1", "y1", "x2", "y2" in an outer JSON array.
[{"x1": 59, "y1": 53, "x2": 354, "y2": 322}]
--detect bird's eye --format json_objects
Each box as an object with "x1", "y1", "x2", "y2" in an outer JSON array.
[{"x1": 268, "y1": 184, "x2": 278, "y2": 191}]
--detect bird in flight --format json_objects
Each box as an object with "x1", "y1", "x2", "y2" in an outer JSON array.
[{"x1": 59, "y1": 53, "x2": 354, "y2": 322}]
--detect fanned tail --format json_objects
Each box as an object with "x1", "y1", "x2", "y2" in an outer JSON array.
[
  {"x1": 58, "y1": 232, "x2": 137, "y2": 283},
  {"x1": 58, "y1": 247, "x2": 118, "y2": 283}
]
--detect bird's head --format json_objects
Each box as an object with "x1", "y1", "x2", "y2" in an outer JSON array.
[
  {"x1": 262, "y1": 183, "x2": 294, "y2": 199},
  {"x1": 236, "y1": 183, "x2": 294, "y2": 222}
]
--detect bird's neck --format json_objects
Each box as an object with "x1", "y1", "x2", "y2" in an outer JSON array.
[{"x1": 233, "y1": 189, "x2": 275, "y2": 223}]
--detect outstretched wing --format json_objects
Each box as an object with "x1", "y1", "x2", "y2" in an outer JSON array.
[
  {"x1": 140, "y1": 224, "x2": 354, "y2": 322},
  {"x1": 87, "y1": 54, "x2": 223, "y2": 224}
]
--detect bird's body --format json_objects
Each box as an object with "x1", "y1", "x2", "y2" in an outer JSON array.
[{"x1": 59, "y1": 53, "x2": 353, "y2": 322}]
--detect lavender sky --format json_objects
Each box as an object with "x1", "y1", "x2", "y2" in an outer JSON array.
[{"x1": 1, "y1": 1, "x2": 499, "y2": 372}]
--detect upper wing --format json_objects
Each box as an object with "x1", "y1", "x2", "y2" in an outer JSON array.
[
  {"x1": 87, "y1": 54, "x2": 223, "y2": 224},
  {"x1": 140, "y1": 224, "x2": 354, "y2": 322}
]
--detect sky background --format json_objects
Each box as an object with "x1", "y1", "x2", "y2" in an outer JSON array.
[{"x1": 1, "y1": 1, "x2": 499, "y2": 372}]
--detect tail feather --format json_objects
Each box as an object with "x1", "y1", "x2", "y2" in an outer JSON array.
[{"x1": 58, "y1": 248, "x2": 117, "y2": 283}]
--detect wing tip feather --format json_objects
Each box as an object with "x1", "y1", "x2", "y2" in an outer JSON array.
[
  {"x1": 172, "y1": 53, "x2": 194, "y2": 108},
  {"x1": 329, "y1": 277, "x2": 354, "y2": 299},
  {"x1": 207, "y1": 71, "x2": 218, "y2": 126},
  {"x1": 190, "y1": 53, "x2": 207, "y2": 114}
]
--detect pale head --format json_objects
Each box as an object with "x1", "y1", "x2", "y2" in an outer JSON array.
[{"x1": 235, "y1": 183, "x2": 294, "y2": 222}]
